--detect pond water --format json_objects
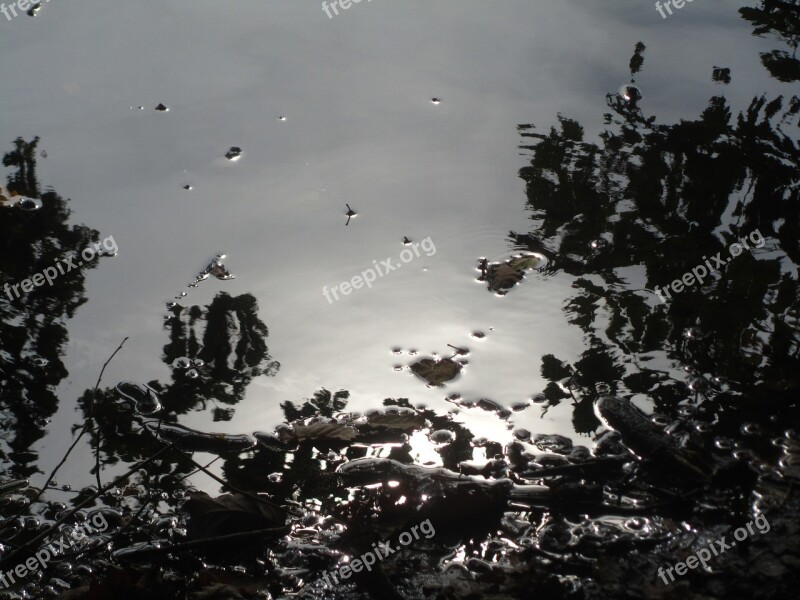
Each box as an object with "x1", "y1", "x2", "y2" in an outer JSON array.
[{"x1": 1, "y1": 1, "x2": 799, "y2": 598}]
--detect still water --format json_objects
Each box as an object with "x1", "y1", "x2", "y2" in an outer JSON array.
[{"x1": 1, "y1": 1, "x2": 798, "y2": 598}]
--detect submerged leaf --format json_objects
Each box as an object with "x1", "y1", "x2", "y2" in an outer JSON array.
[
  {"x1": 184, "y1": 492, "x2": 287, "y2": 540},
  {"x1": 410, "y1": 358, "x2": 462, "y2": 386}
]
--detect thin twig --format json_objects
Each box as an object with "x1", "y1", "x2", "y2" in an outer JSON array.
[
  {"x1": 164, "y1": 443, "x2": 280, "y2": 509},
  {"x1": 0, "y1": 446, "x2": 169, "y2": 568},
  {"x1": 113, "y1": 525, "x2": 289, "y2": 561},
  {"x1": 90, "y1": 338, "x2": 129, "y2": 490},
  {"x1": 0, "y1": 338, "x2": 129, "y2": 534}
]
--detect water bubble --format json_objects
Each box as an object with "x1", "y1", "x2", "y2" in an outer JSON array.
[
  {"x1": 30, "y1": 357, "x2": 49, "y2": 367},
  {"x1": 513, "y1": 428, "x2": 531, "y2": 441},
  {"x1": 166, "y1": 302, "x2": 178, "y2": 310},
  {"x1": 741, "y1": 423, "x2": 760, "y2": 435},
  {"x1": 277, "y1": 116, "x2": 287, "y2": 121},
  {"x1": 714, "y1": 438, "x2": 735, "y2": 451},
  {"x1": 182, "y1": 184, "x2": 193, "y2": 191},
  {"x1": 619, "y1": 84, "x2": 642, "y2": 103},
  {"x1": 589, "y1": 238, "x2": 610, "y2": 251},
  {"x1": 732, "y1": 449, "x2": 755, "y2": 461},
  {"x1": 192, "y1": 359, "x2": 205, "y2": 368},
  {"x1": 391, "y1": 347, "x2": 402, "y2": 355},
  {"x1": 61, "y1": 484, "x2": 71, "y2": 492},
  {"x1": 267, "y1": 472, "x2": 283, "y2": 483},
  {"x1": 779, "y1": 454, "x2": 800, "y2": 468},
  {"x1": 688, "y1": 377, "x2": 709, "y2": 393},
  {"x1": 683, "y1": 328, "x2": 703, "y2": 340},
  {"x1": 677, "y1": 405, "x2": 696, "y2": 417},
  {"x1": 624, "y1": 517, "x2": 647, "y2": 531},
  {"x1": 185, "y1": 369, "x2": 200, "y2": 380},
  {"x1": 650, "y1": 414, "x2": 671, "y2": 428},
  {"x1": 155, "y1": 103, "x2": 169, "y2": 112},
  {"x1": 710, "y1": 376, "x2": 729, "y2": 389},
  {"x1": 225, "y1": 147, "x2": 243, "y2": 161},
  {"x1": 172, "y1": 357, "x2": 191, "y2": 369},
  {"x1": 695, "y1": 421, "x2": 712, "y2": 433},
  {"x1": 17, "y1": 197, "x2": 42, "y2": 211},
  {"x1": 431, "y1": 98, "x2": 442, "y2": 105}
]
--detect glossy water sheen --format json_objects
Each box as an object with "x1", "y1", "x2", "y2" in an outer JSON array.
[{"x1": 0, "y1": 1, "x2": 797, "y2": 506}]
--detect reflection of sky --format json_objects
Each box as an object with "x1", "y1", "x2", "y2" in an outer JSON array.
[{"x1": 0, "y1": 1, "x2": 790, "y2": 489}]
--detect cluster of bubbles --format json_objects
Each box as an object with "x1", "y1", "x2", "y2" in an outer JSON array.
[
  {"x1": 171, "y1": 356, "x2": 205, "y2": 380},
  {"x1": 0, "y1": 192, "x2": 42, "y2": 211},
  {"x1": 164, "y1": 254, "x2": 236, "y2": 322}
]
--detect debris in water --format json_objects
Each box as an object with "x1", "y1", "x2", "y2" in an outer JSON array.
[
  {"x1": 225, "y1": 147, "x2": 243, "y2": 161},
  {"x1": 155, "y1": 103, "x2": 169, "y2": 112},
  {"x1": 345, "y1": 203, "x2": 357, "y2": 226},
  {"x1": 116, "y1": 382, "x2": 162, "y2": 415},
  {"x1": 410, "y1": 357, "x2": 462, "y2": 386},
  {"x1": 145, "y1": 422, "x2": 255, "y2": 454}
]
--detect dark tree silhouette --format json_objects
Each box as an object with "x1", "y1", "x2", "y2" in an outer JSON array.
[
  {"x1": 740, "y1": 0, "x2": 800, "y2": 81},
  {"x1": 0, "y1": 137, "x2": 100, "y2": 478},
  {"x1": 513, "y1": 44, "x2": 800, "y2": 422}
]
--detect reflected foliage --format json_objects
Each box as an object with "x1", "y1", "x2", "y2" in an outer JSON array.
[
  {"x1": 740, "y1": 0, "x2": 800, "y2": 81},
  {"x1": 0, "y1": 137, "x2": 100, "y2": 478},
  {"x1": 514, "y1": 44, "x2": 800, "y2": 430},
  {"x1": 78, "y1": 291, "x2": 280, "y2": 483}
]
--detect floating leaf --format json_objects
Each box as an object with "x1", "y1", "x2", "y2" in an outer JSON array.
[
  {"x1": 410, "y1": 357, "x2": 462, "y2": 386},
  {"x1": 364, "y1": 410, "x2": 426, "y2": 430},
  {"x1": 487, "y1": 263, "x2": 523, "y2": 292},
  {"x1": 507, "y1": 253, "x2": 547, "y2": 271},
  {"x1": 183, "y1": 492, "x2": 286, "y2": 540},
  {"x1": 292, "y1": 421, "x2": 358, "y2": 442},
  {"x1": 145, "y1": 422, "x2": 255, "y2": 455}
]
